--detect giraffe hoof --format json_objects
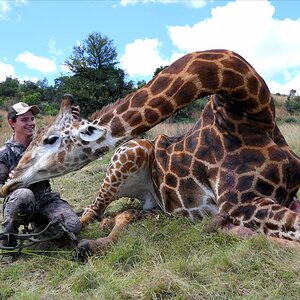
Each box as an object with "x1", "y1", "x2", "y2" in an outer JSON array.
[
  {"x1": 203, "y1": 212, "x2": 230, "y2": 233},
  {"x1": 78, "y1": 239, "x2": 92, "y2": 251},
  {"x1": 76, "y1": 239, "x2": 93, "y2": 262}
]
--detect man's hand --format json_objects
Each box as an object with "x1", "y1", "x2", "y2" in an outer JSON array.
[
  {"x1": 8, "y1": 170, "x2": 15, "y2": 180},
  {"x1": 71, "y1": 105, "x2": 81, "y2": 120},
  {"x1": 0, "y1": 171, "x2": 15, "y2": 196},
  {"x1": 0, "y1": 184, "x2": 4, "y2": 197}
]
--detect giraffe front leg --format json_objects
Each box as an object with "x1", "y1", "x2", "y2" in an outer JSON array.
[
  {"x1": 78, "y1": 209, "x2": 157, "y2": 253},
  {"x1": 221, "y1": 197, "x2": 300, "y2": 242},
  {"x1": 80, "y1": 163, "x2": 122, "y2": 227},
  {"x1": 80, "y1": 207, "x2": 103, "y2": 227}
]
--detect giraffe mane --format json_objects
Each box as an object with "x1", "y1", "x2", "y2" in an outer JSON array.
[
  {"x1": 26, "y1": 126, "x2": 48, "y2": 151},
  {"x1": 89, "y1": 96, "x2": 129, "y2": 121}
]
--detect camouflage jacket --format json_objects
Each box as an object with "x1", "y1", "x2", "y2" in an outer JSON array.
[{"x1": 0, "y1": 138, "x2": 50, "y2": 192}]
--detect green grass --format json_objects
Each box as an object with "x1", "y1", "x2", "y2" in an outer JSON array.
[{"x1": 1, "y1": 216, "x2": 300, "y2": 299}]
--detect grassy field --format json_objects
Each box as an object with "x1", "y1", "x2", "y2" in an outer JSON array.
[
  {"x1": 1, "y1": 101, "x2": 300, "y2": 299},
  {"x1": 1, "y1": 159, "x2": 300, "y2": 299}
]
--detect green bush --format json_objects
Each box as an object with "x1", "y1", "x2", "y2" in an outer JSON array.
[
  {"x1": 23, "y1": 92, "x2": 43, "y2": 106},
  {"x1": 168, "y1": 96, "x2": 210, "y2": 122},
  {"x1": 276, "y1": 116, "x2": 300, "y2": 125},
  {"x1": 285, "y1": 96, "x2": 300, "y2": 113},
  {"x1": 39, "y1": 102, "x2": 59, "y2": 116},
  {"x1": 284, "y1": 116, "x2": 299, "y2": 124},
  {"x1": 0, "y1": 97, "x2": 4, "y2": 109}
]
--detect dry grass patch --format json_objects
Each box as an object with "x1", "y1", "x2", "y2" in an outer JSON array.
[
  {"x1": 146, "y1": 122, "x2": 193, "y2": 139},
  {"x1": 279, "y1": 124, "x2": 300, "y2": 155},
  {"x1": 273, "y1": 94, "x2": 288, "y2": 107}
]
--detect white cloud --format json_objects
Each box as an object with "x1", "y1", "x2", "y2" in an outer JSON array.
[
  {"x1": 120, "y1": 0, "x2": 207, "y2": 8},
  {"x1": 167, "y1": 0, "x2": 300, "y2": 94},
  {"x1": 121, "y1": 0, "x2": 300, "y2": 94},
  {"x1": 0, "y1": 60, "x2": 41, "y2": 83},
  {"x1": 20, "y1": 75, "x2": 39, "y2": 83},
  {"x1": 60, "y1": 63, "x2": 71, "y2": 73},
  {"x1": 120, "y1": 0, "x2": 137, "y2": 5},
  {"x1": 0, "y1": 0, "x2": 27, "y2": 19},
  {"x1": 0, "y1": 61, "x2": 16, "y2": 81},
  {"x1": 120, "y1": 38, "x2": 169, "y2": 76},
  {"x1": 0, "y1": 0, "x2": 11, "y2": 19},
  {"x1": 268, "y1": 74, "x2": 300, "y2": 96},
  {"x1": 47, "y1": 38, "x2": 64, "y2": 57},
  {"x1": 188, "y1": 0, "x2": 207, "y2": 9},
  {"x1": 15, "y1": 51, "x2": 57, "y2": 74},
  {"x1": 15, "y1": 0, "x2": 27, "y2": 5}
]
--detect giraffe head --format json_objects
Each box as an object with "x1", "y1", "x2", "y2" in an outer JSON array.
[{"x1": 1, "y1": 95, "x2": 113, "y2": 195}]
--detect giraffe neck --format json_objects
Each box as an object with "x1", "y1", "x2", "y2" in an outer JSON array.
[{"x1": 93, "y1": 50, "x2": 274, "y2": 146}]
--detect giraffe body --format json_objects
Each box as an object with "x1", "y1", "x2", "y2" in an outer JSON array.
[
  {"x1": 82, "y1": 110, "x2": 300, "y2": 242},
  {"x1": 81, "y1": 137, "x2": 219, "y2": 225},
  {"x1": 2, "y1": 49, "x2": 300, "y2": 249}
]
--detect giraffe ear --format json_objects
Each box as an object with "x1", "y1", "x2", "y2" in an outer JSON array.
[{"x1": 78, "y1": 124, "x2": 106, "y2": 142}]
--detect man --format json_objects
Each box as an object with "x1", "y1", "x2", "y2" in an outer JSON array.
[{"x1": 0, "y1": 101, "x2": 81, "y2": 247}]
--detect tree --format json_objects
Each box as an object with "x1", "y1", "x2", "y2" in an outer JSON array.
[
  {"x1": 0, "y1": 77, "x2": 20, "y2": 98},
  {"x1": 65, "y1": 33, "x2": 118, "y2": 72},
  {"x1": 57, "y1": 32, "x2": 134, "y2": 117},
  {"x1": 22, "y1": 92, "x2": 43, "y2": 106},
  {"x1": 288, "y1": 89, "x2": 297, "y2": 100},
  {"x1": 135, "y1": 80, "x2": 147, "y2": 90},
  {"x1": 153, "y1": 66, "x2": 167, "y2": 78},
  {"x1": 19, "y1": 80, "x2": 39, "y2": 94}
]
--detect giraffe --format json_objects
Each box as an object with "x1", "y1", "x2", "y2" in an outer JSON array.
[{"x1": 1, "y1": 49, "x2": 300, "y2": 253}]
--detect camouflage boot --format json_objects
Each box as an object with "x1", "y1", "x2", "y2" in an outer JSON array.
[{"x1": 1, "y1": 188, "x2": 36, "y2": 247}]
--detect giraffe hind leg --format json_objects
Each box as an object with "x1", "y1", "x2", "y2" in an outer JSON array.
[
  {"x1": 220, "y1": 197, "x2": 300, "y2": 243},
  {"x1": 204, "y1": 212, "x2": 257, "y2": 238},
  {"x1": 204, "y1": 210, "x2": 300, "y2": 250}
]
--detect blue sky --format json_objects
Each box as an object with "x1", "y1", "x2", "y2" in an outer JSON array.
[{"x1": 0, "y1": 0, "x2": 300, "y2": 94}]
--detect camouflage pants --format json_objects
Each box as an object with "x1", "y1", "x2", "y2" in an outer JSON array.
[{"x1": 2, "y1": 188, "x2": 81, "y2": 237}]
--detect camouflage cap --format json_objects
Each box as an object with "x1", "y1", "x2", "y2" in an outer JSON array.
[{"x1": 7, "y1": 102, "x2": 40, "y2": 120}]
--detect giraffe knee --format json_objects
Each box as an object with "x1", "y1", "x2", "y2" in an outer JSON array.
[
  {"x1": 114, "y1": 210, "x2": 136, "y2": 226},
  {"x1": 80, "y1": 214, "x2": 94, "y2": 227},
  {"x1": 99, "y1": 217, "x2": 115, "y2": 230},
  {"x1": 80, "y1": 208, "x2": 100, "y2": 227}
]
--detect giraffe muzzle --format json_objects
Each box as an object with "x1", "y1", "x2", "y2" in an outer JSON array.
[{"x1": 1, "y1": 178, "x2": 23, "y2": 196}]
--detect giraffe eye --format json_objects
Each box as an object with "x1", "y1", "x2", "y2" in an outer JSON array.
[{"x1": 43, "y1": 136, "x2": 59, "y2": 145}]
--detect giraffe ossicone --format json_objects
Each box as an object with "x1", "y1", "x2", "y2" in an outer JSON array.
[{"x1": 2, "y1": 49, "x2": 300, "y2": 252}]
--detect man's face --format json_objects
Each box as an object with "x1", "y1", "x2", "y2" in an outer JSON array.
[{"x1": 10, "y1": 110, "x2": 36, "y2": 138}]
